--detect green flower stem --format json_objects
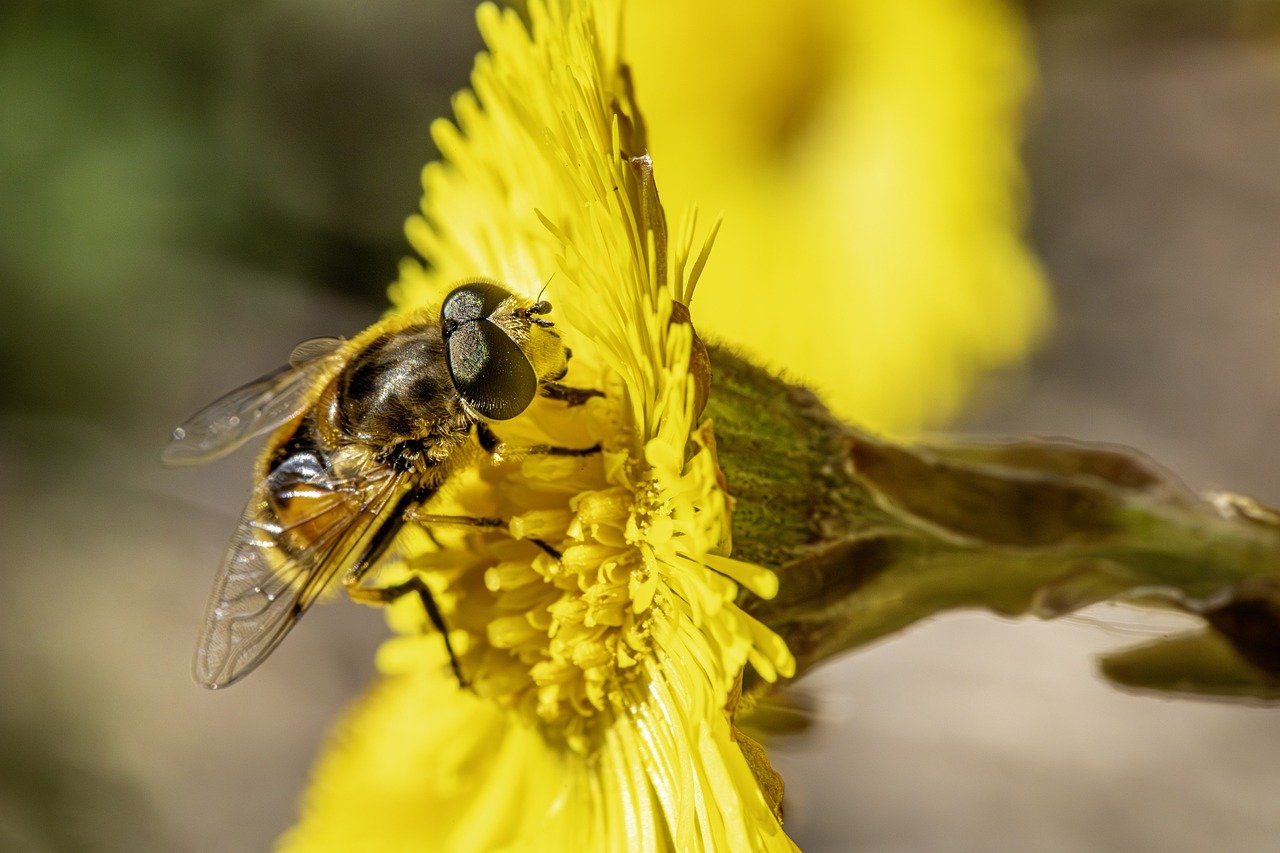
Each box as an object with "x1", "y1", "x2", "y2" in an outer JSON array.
[{"x1": 705, "y1": 346, "x2": 1280, "y2": 700}]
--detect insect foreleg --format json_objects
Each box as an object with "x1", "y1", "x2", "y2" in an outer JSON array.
[
  {"x1": 509, "y1": 441, "x2": 602, "y2": 458},
  {"x1": 539, "y1": 382, "x2": 605, "y2": 406},
  {"x1": 474, "y1": 422, "x2": 602, "y2": 460}
]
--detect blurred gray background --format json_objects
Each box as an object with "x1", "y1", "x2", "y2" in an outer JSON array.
[{"x1": 2, "y1": 1, "x2": 1279, "y2": 850}]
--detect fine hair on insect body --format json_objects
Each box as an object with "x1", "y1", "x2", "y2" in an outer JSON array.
[{"x1": 166, "y1": 280, "x2": 601, "y2": 689}]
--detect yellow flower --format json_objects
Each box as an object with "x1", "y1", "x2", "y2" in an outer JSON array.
[
  {"x1": 627, "y1": 0, "x2": 1049, "y2": 433},
  {"x1": 282, "y1": 1, "x2": 794, "y2": 849},
  {"x1": 265, "y1": 3, "x2": 1280, "y2": 848}
]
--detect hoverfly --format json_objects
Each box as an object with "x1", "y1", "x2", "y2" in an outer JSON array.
[{"x1": 166, "y1": 280, "x2": 600, "y2": 689}]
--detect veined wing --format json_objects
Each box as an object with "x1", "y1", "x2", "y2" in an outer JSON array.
[
  {"x1": 163, "y1": 337, "x2": 345, "y2": 467},
  {"x1": 192, "y1": 452, "x2": 410, "y2": 689}
]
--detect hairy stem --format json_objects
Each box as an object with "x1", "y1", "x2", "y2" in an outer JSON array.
[{"x1": 705, "y1": 346, "x2": 1280, "y2": 699}]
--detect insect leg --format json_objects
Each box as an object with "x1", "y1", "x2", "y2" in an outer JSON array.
[
  {"x1": 474, "y1": 422, "x2": 601, "y2": 459},
  {"x1": 402, "y1": 509, "x2": 506, "y2": 528},
  {"x1": 528, "y1": 539, "x2": 561, "y2": 559},
  {"x1": 540, "y1": 382, "x2": 605, "y2": 406},
  {"x1": 403, "y1": 507, "x2": 562, "y2": 560},
  {"x1": 474, "y1": 421, "x2": 503, "y2": 454},
  {"x1": 347, "y1": 577, "x2": 467, "y2": 688},
  {"x1": 343, "y1": 487, "x2": 467, "y2": 687},
  {"x1": 344, "y1": 490, "x2": 419, "y2": 584},
  {"x1": 522, "y1": 442, "x2": 602, "y2": 457}
]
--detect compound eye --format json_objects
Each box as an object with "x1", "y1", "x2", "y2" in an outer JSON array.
[
  {"x1": 441, "y1": 281, "x2": 515, "y2": 327},
  {"x1": 445, "y1": 317, "x2": 538, "y2": 420}
]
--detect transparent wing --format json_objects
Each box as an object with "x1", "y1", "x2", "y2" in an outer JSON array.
[
  {"x1": 163, "y1": 337, "x2": 345, "y2": 467},
  {"x1": 289, "y1": 336, "x2": 345, "y2": 367},
  {"x1": 192, "y1": 458, "x2": 409, "y2": 689}
]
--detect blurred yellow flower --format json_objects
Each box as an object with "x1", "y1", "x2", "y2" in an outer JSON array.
[
  {"x1": 282, "y1": 1, "x2": 795, "y2": 849},
  {"x1": 627, "y1": 0, "x2": 1049, "y2": 433}
]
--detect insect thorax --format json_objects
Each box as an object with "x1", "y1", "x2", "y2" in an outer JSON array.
[{"x1": 335, "y1": 325, "x2": 474, "y2": 448}]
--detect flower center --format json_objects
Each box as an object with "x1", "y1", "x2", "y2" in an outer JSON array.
[{"x1": 399, "y1": 373, "x2": 657, "y2": 752}]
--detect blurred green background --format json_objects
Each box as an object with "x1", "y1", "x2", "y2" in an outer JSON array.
[{"x1": 2, "y1": 1, "x2": 1280, "y2": 850}]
